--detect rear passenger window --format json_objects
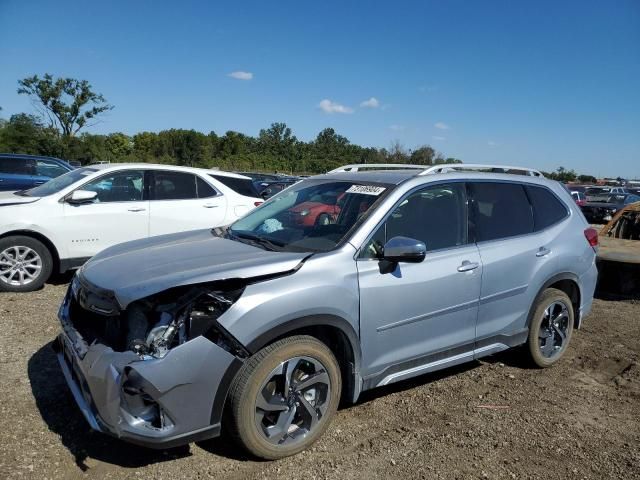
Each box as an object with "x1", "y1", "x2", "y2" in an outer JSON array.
[
  {"x1": 470, "y1": 182, "x2": 533, "y2": 242},
  {"x1": 153, "y1": 171, "x2": 197, "y2": 200},
  {"x1": 525, "y1": 185, "x2": 568, "y2": 230},
  {"x1": 196, "y1": 176, "x2": 218, "y2": 198}
]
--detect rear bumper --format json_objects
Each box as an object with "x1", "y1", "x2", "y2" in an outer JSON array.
[{"x1": 56, "y1": 290, "x2": 242, "y2": 449}]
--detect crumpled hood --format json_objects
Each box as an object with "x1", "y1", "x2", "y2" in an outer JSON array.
[
  {"x1": 0, "y1": 191, "x2": 40, "y2": 206},
  {"x1": 81, "y1": 229, "x2": 310, "y2": 308}
]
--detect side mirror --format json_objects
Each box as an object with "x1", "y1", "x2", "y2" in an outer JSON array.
[
  {"x1": 67, "y1": 189, "x2": 98, "y2": 204},
  {"x1": 383, "y1": 236, "x2": 426, "y2": 263}
]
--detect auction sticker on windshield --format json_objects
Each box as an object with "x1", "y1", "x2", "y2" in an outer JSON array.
[{"x1": 346, "y1": 185, "x2": 386, "y2": 196}]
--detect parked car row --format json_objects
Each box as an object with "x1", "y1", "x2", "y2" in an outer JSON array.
[
  {"x1": 238, "y1": 171, "x2": 300, "y2": 199},
  {"x1": 50, "y1": 163, "x2": 597, "y2": 459},
  {"x1": 0, "y1": 163, "x2": 262, "y2": 292},
  {"x1": 566, "y1": 184, "x2": 640, "y2": 223}
]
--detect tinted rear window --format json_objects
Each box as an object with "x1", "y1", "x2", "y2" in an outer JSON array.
[
  {"x1": 470, "y1": 182, "x2": 534, "y2": 242},
  {"x1": 0, "y1": 157, "x2": 32, "y2": 175},
  {"x1": 525, "y1": 185, "x2": 568, "y2": 230},
  {"x1": 196, "y1": 176, "x2": 218, "y2": 198},
  {"x1": 153, "y1": 171, "x2": 197, "y2": 200},
  {"x1": 210, "y1": 174, "x2": 258, "y2": 197}
]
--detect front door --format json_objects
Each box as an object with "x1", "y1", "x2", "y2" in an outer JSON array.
[
  {"x1": 61, "y1": 169, "x2": 149, "y2": 258},
  {"x1": 357, "y1": 182, "x2": 482, "y2": 386}
]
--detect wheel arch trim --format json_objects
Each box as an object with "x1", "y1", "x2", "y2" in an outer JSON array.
[
  {"x1": 530, "y1": 272, "x2": 582, "y2": 328},
  {"x1": 244, "y1": 314, "x2": 363, "y2": 402}
]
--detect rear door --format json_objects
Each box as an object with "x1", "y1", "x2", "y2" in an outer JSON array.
[
  {"x1": 61, "y1": 169, "x2": 149, "y2": 258},
  {"x1": 469, "y1": 181, "x2": 562, "y2": 352},
  {"x1": 357, "y1": 182, "x2": 482, "y2": 384},
  {"x1": 148, "y1": 170, "x2": 226, "y2": 236}
]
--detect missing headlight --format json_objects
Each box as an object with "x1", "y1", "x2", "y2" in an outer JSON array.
[{"x1": 125, "y1": 285, "x2": 246, "y2": 359}]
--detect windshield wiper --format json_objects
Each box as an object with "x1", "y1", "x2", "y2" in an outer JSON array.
[
  {"x1": 229, "y1": 231, "x2": 285, "y2": 251},
  {"x1": 13, "y1": 190, "x2": 30, "y2": 197}
]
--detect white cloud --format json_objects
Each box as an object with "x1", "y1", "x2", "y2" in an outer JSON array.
[
  {"x1": 228, "y1": 71, "x2": 253, "y2": 80},
  {"x1": 432, "y1": 135, "x2": 446, "y2": 141},
  {"x1": 487, "y1": 140, "x2": 499, "y2": 147},
  {"x1": 360, "y1": 97, "x2": 380, "y2": 108},
  {"x1": 389, "y1": 124, "x2": 405, "y2": 131},
  {"x1": 434, "y1": 122, "x2": 450, "y2": 130},
  {"x1": 318, "y1": 99, "x2": 354, "y2": 114}
]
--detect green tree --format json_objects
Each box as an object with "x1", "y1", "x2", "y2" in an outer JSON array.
[
  {"x1": 577, "y1": 174, "x2": 597, "y2": 184},
  {"x1": 17, "y1": 73, "x2": 113, "y2": 137},
  {"x1": 410, "y1": 145, "x2": 436, "y2": 165},
  {"x1": 105, "y1": 132, "x2": 133, "y2": 160}
]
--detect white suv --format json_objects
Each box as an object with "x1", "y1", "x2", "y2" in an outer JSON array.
[{"x1": 0, "y1": 163, "x2": 262, "y2": 292}]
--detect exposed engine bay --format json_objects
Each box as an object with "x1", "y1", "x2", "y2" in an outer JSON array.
[{"x1": 68, "y1": 279, "x2": 248, "y2": 360}]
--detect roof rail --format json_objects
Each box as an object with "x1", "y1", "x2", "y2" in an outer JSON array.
[
  {"x1": 420, "y1": 164, "x2": 544, "y2": 177},
  {"x1": 328, "y1": 163, "x2": 428, "y2": 173}
]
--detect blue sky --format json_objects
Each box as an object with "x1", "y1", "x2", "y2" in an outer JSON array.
[{"x1": 1, "y1": 0, "x2": 639, "y2": 177}]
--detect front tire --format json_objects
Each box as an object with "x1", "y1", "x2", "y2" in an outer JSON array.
[
  {"x1": 0, "y1": 236, "x2": 53, "y2": 292},
  {"x1": 526, "y1": 288, "x2": 574, "y2": 368},
  {"x1": 227, "y1": 335, "x2": 341, "y2": 459}
]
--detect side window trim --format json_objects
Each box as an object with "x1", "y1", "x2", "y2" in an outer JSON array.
[{"x1": 357, "y1": 180, "x2": 470, "y2": 259}]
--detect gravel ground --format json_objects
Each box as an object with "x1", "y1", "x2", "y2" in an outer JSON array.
[{"x1": 0, "y1": 283, "x2": 639, "y2": 480}]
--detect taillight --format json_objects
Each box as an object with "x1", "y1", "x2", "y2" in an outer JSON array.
[
  {"x1": 254, "y1": 201, "x2": 263, "y2": 207},
  {"x1": 576, "y1": 199, "x2": 586, "y2": 207},
  {"x1": 584, "y1": 227, "x2": 599, "y2": 248}
]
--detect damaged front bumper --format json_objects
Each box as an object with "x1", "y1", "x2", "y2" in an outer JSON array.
[{"x1": 55, "y1": 287, "x2": 243, "y2": 449}]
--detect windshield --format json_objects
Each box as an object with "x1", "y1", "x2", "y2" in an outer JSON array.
[
  {"x1": 228, "y1": 180, "x2": 391, "y2": 252},
  {"x1": 23, "y1": 167, "x2": 98, "y2": 197}
]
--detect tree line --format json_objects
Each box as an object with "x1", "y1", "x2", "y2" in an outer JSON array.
[
  {"x1": 0, "y1": 73, "x2": 463, "y2": 174},
  {"x1": 0, "y1": 74, "x2": 600, "y2": 181}
]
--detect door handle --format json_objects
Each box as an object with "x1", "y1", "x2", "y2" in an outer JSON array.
[
  {"x1": 536, "y1": 247, "x2": 551, "y2": 257},
  {"x1": 33, "y1": 181, "x2": 45, "y2": 185},
  {"x1": 457, "y1": 260, "x2": 479, "y2": 272},
  {"x1": 203, "y1": 204, "x2": 219, "y2": 208},
  {"x1": 127, "y1": 207, "x2": 146, "y2": 212}
]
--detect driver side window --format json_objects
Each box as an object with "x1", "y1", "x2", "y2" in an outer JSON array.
[{"x1": 361, "y1": 183, "x2": 468, "y2": 259}]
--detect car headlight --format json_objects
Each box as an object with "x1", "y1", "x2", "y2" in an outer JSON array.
[{"x1": 299, "y1": 209, "x2": 310, "y2": 216}]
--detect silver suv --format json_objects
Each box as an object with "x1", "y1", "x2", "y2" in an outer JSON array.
[{"x1": 55, "y1": 163, "x2": 598, "y2": 459}]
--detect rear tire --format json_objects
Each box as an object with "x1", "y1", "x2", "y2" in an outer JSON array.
[
  {"x1": 227, "y1": 335, "x2": 341, "y2": 459},
  {"x1": 0, "y1": 236, "x2": 53, "y2": 292},
  {"x1": 526, "y1": 288, "x2": 574, "y2": 368}
]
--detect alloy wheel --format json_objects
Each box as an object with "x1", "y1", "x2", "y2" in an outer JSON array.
[
  {"x1": 538, "y1": 301, "x2": 570, "y2": 359},
  {"x1": 0, "y1": 246, "x2": 43, "y2": 287},
  {"x1": 254, "y1": 356, "x2": 331, "y2": 446}
]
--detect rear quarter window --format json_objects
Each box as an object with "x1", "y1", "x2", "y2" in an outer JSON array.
[{"x1": 525, "y1": 185, "x2": 569, "y2": 230}]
